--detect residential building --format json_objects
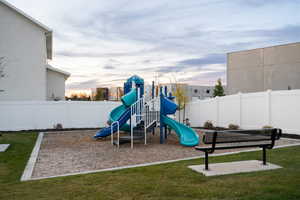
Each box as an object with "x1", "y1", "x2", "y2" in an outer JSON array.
[
  {"x1": 108, "y1": 87, "x2": 123, "y2": 101},
  {"x1": 46, "y1": 65, "x2": 70, "y2": 100},
  {"x1": 0, "y1": 0, "x2": 70, "y2": 101},
  {"x1": 188, "y1": 85, "x2": 214, "y2": 101},
  {"x1": 227, "y1": 42, "x2": 300, "y2": 95},
  {"x1": 160, "y1": 83, "x2": 214, "y2": 101},
  {"x1": 91, "y1": 87, "x2": 124, "y2": 101}
]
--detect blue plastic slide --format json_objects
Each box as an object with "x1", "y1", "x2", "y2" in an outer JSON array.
[
  {"x1": 94, "y1": 88, "x2": 136, "y2": 138},
  {"x1": 161, "y1": 96, "x2": 199, "y2": 146}
]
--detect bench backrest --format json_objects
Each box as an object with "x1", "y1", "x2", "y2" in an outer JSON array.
[{"x1": 203, "y1": 128, "x2": 282, "y2": 149}]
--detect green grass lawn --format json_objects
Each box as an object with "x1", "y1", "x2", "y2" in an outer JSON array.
[{"x1": 0, "y1": 132, "x2": 300, "y2": 200}]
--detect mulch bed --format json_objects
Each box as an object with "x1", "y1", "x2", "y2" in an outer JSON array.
[{"x1": 32, "y1": 129, "x2": 300, "y2": 179}]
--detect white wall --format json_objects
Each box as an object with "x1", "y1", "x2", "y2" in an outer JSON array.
[
  {"x1": 186, "y1": 90, "x2": 300, "y2": 135},
  {"x1": 0, "y1": 3, "x2": 47, "y2": 101},
  {"x1": 46, "y1": 69, "x2": 66, "y2": 101},
  {"x1": 0, "y1": 101, "x2": 120, "y2": 131}
]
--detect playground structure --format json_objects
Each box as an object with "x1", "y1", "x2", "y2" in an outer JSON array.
[{"x1": 94, "y1": 75, "x2": 199, "y2": 148}]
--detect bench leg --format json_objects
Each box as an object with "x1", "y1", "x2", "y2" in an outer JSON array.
[
  {"x1": 205, "y1": 151, "x2": 209, "y2": 170},
  {"x1": 262, "y1": 147, "x2": 266, "y2": 165}
]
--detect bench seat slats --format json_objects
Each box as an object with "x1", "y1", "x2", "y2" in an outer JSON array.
[
  {"x1": 195, "y1": 143, "x2": 271, "y2": 151},
  {"x1": 203, "y1": 132, "x2": 271, "y2": 144}
]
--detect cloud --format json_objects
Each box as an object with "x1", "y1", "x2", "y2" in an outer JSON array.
[
  {"x1": 152, "y1": 54, "x2": 226, "y2": 73},
  {"x1": 67, "y1": 79, "x2": 99, "y2": 89},
  {"x1": 155, "y1": 66, "x2": 183, "y2": 73},
  {"x1": 8, "y1": 0, "x2": 300, "y2": 90},
  {"x1": 179, "y1": 54, "x2": 226, "y2": 66},
  {"x1": 103, "y1": 65, "x2": 115, "y2": 70},
  {"x1": 248, "y1": 25, "x2": 300, "y2": 41},
  {"x1": 240, "y1": 0, "x2": 300, "y2": 8},
  {"x1": 178, "y1": 71, "x2": 226, "y2": 85}
]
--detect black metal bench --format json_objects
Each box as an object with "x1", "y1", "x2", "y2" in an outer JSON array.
[{"x1": 195, "y1": 128, "x2": 282, "y2": 170}]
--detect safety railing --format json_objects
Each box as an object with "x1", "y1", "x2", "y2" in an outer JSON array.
[
  {"x1": 130, "y1": 97, "x2": 144, "y2": 127},
  {"x1": 130, "y1": 97, "x2": 144, "y2": 148},
  {"x1": 129, "y1": 96, "x2": 159, "y2": 148},
  {"x1": 143, "y1": 97, "x2": 160, "y2": 144},
  {"x1": 111, "y1": 121, "x2": 120, "y2": 148},
  {"x1": 144, "y1": 97, "x2": 159, "y2": 129}
]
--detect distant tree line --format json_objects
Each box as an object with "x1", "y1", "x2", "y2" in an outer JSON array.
[
  {"x1": 66, "y1": 87, "x2": 123, "y2": 101},
  {"x1": 65, "y1": 93, "x2": 91, "y2": 101}
]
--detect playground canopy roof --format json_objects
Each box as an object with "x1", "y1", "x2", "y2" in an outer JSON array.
[{"x1": 126, "y1": 75, "x2": 144, "y2": 85}]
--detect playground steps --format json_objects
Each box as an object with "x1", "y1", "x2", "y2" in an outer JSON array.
[
  {"x1": 119, "y1": 126, "x2": 145, "y2": 143},
  {"x1": 146, "y1": 121, "x2": 157, "y2": 131},
  {"x1": 116, "y1": 121, "x2": 157, "y2": 145}
]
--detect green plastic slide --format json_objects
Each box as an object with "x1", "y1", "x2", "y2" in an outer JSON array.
[{"x1": 162, "y1": 115, "x2": 199, "y2": 146}]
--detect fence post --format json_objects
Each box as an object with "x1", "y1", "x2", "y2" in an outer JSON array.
[
  {"x1": 216, "y1": 96, "x2": 219, "y2": 127},
  {"x1": 239, "y1": 92, "x2": 242, "y2": 128},
  {"x1": 267, "y1": 90, "x2": 272, "y2": 126}
]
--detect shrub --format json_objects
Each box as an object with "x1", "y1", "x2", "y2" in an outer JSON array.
[
  {"x1": 262, "y1": 125, "x2": 273, "y2": 129},
  {"x1": 204, "y1": 121, "x2": 214, "y2": 129},
  {"x1": 228, "y1": 124, "x2": 239, "y2": 130},
  {"x1": 53, "y1": 123, "x2": 63, "y2": 129}
]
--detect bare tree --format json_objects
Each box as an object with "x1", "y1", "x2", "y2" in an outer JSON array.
[
  {"x1": 173, "y1": 83, "x2": 189, "y2": 123},
  {"x1": 167, "y1": 74, "x2": 189, "y2": 123}
]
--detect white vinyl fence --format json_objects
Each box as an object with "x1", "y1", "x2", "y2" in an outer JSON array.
[
  {"x1": 186, "y1": 90, "x2": 300, "y2": 135},
  {"x1": 1, "y1": 90, "x2": 300, "y2": 135},
  {"x1": 0, "y1": 101, "x2": 120, "y2": 131}
]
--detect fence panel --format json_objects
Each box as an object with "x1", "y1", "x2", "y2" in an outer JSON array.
[
  {"x1": 0, "y1": 101, "x2": 120, "y2": 131},
  {"x1": 186, "y1": 90, "x2": 300, "y2": 135},
  {"x1": 218, "y1": 94, "x2": 240, "y2": 128},
  {"x1": 271, "y1": 90, "x2": 300, "y2": 134},
  {"x1": 241, "y1": 92, "x2": 268, "y2": 129}
]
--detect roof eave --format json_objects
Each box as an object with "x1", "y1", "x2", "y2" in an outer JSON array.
[
  {"x1": 0, "y1": 0, "x2": 52, "y2": 32},
  {"x1": 46, "y1": 65, "x2": 71, "y2": 79}
]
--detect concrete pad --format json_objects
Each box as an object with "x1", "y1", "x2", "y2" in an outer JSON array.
[
  {"x1": 0, "y1": 144, "x2": 10, "y2": 152},
  {"x1": 188, "y1": 160, "x2": 282, "y2": 176}
]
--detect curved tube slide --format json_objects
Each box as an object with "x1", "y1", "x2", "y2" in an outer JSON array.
[
  {"x1": 94, "y1": 88, "x2": 136, "y2": 138},
  {"x1": 161, "y1": 96, "x2": 199, "y2": 146}
]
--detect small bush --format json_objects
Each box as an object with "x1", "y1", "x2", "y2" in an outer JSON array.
[
  {"x1": 228, "y1": 124, "x2": 239, "y2": 130},
  {"x1": 204, "y1": 121, "x2": 214, "y2": 129},
  {"x1": 262, "y1": 125, "x2": 273, "y2": 129},
  {"x1": 53, "y1": 123, "x2": 63, "y2": 129}
]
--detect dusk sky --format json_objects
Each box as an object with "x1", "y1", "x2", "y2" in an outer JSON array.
[{"x1": 7, "y1": 0, "x2": 300, "y2": 94}]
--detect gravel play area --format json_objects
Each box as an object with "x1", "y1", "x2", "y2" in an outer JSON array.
[{"x1": 32, "y1": 129, "x2": 300, "y2": 179}]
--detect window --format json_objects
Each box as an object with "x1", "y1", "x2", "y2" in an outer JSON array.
[
  {"x1": 206, "y1": 89, "x2": 210, "y2": 94},
  {"x1": 194, "y1": 89, "x2": 198, "y2": 94}
]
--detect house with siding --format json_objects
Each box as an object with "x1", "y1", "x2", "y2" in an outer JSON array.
[{"x1": 0, "y1": 0, "x2": 70, "y2": 101}]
